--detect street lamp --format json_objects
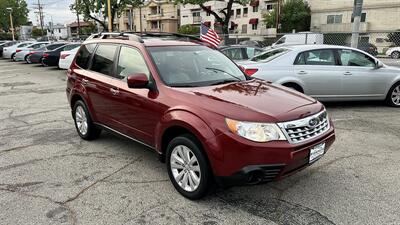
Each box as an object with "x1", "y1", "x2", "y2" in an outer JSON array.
[{"x1": 6, "y1": 7, "x2": 15, "y2": 41}]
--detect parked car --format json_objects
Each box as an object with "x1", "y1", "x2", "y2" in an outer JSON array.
[
  {"x1": 2, "y1": 41, "x2": 35, "y2": 59},
  {"x1": 271, "y1": 32, "x2": 324, "y2": 48},
  {"x1": 220, "y1": 45, "x2": 264, "y2": 62},
  {"x1": 239, "y1": 45, "x2": 400, "y2": 107},
  {"x1": 58, "y1": 46, "x2": 80, "y2": 69},
  {"x1": 14, "y1": 42, "x2": 50, "y2": 62},
  {"x1": 358, "y1": 42, "x2": 378, "y2": 56},
  {"x1": 0, "y1": 41, "x2": 18, "y2": 57},
  {"x1": 66, "y1": 33, "x2": 335, "y2": 199},
  {"x1": 26, "y1": 42, "x2": 68, "y2": 64},
  {"x1": 42, "y1": 43, "x2": 81, "y2": 66},
  {"x1": 386, "y1": 46, "x2": 400, "y2": 59}
]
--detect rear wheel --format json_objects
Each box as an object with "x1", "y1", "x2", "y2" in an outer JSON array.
[
  {"x1": 24, "y1": 55, "x2": 30, "y2": 63},
  {"x1": 72, "y1": 100, "x2": 101, "y2": 140},
  {"x1": 386, "y1": 83, "x2": 400, "y2": 107},
  {"x1": 166, "y1": 134, "x2": 213, "y2": 199},
  {"x1": 391, "y1": 51, "x2": 400, "y2": 59},
  {"x1": 11, "y1": 53, "x2": 16, "y2": 61}
]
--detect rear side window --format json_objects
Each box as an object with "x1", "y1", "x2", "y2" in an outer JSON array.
[
  {"x1": 75, "y1": 44, "x2": 96, "y2": 69},
  {"x1": 295, "y1": 49, "x2": 336, "y2": 66},
  {"x1": 116, "y1": 46, "x2": 149, "y2": 80},
  {"x1": 90, "y1": 44, "x2": 118, "y2": 76}
]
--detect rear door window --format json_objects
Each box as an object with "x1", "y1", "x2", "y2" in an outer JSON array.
[
  {"x1": 75, "y1": 44, "x2": 96, "y2": 69},
  {"x1": 295, "y1": 49, "x2": 336, "y2": 66},
  {"x1": 116, "y1": 46, "x2": 149, "y2": 80},
  {"x1": 90, "y1": 44, "x2": 118, "y2": 76}
]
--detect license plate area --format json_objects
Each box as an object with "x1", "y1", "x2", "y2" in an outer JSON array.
[{"x1": 309, "y1": 142, "x2": 325, "y2": 163}]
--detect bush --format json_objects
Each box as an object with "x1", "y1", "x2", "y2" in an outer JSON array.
[
  {"x1": 178, "y1": 24, "x2": 200, "y2": 35},
  {"x1": 0, "y1": 32, "x2": 16, "y2": 40}
]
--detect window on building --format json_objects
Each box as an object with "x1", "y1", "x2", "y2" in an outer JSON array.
[
  {"x1": 242, "y1": 24, "x2": 247, "y2": 34},
  {"x1": 151, "y1": 21, "x2": 159, "y2": 29},
  {"x1": 192, "y1": 11, "x2": 200, "y2": 17},
  {"x1": 252, "y1": 24, "x2": 257, "y2": 30},
  {"x1": 327, "y1": 15, "x2": 342, "y2": 24},
  {"x1": 236, "y1": 9, "x2": 241, "y2": 18},
  {"x1": 243, "y1": 8, "x2": 248, "y2": 17},
  {"x1": 253, "y1": 6, "x2": 258, "y2": 12},
  {"x1": 351, "y1": 12, "x2": 367, "y2": 22},
  {"x1": 177, "y1": 9, "x2": 180, "y2": 16},
  {"x1": 266, "y1": 3, "x2": 274, "y2": 11},
  {"x1": 230, "y1": 10, "x2": 234, "y2": 16}
]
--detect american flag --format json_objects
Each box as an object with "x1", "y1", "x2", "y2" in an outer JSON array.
[{"x1": 200, "y1": 22, "x2": 221, "y2": 48}]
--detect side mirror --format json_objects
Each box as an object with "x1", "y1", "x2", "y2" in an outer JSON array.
[
  {"x1": 127, "y1": 73, "x2": 149, "y2": 89},
  {"x1": 376, "y1": 61, "x2": 384, "y2": 69}
]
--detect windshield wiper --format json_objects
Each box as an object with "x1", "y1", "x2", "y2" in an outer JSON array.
[
  {"x1": 209, "y1": 79, "x2": 238, "y2": 86},
  {"x1": 205, "y1": 67, "x2": 242, "y2": 81}
]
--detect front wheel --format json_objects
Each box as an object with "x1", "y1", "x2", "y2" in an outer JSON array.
[
  {"x1": 391, "y1": 51, "x2": 400, "y2": 59},
  {"x1": 166, "y1": 134, "x2": 213, "y2": 199},
  {"x1": 73, "y1": 100, "x2": 101, "y2": 140},
  {"x1": 386, "y1": 83, "x2": 400, "y2": 107}
]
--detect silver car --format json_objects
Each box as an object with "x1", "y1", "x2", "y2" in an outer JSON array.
[{"x1": 239, "y1": 45, "x2": 400, "y2": 107}]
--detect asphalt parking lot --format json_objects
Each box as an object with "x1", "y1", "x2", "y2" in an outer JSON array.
[{"x1": 0, "y1": 59, "x2": 399, "y2": 225}]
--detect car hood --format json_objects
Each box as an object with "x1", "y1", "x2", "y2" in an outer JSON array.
[{"x1": 172, "y1": 79, "x2": 323, "y2": 122}]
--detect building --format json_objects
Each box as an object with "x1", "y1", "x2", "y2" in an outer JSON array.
[
  {"x1": 117, "y1": 0, "x2": 179, "y2": 33},
  {"x1": 309, "y1": 0, "x2": 400, "y2": 52},
  {"x1": 180, "y1": 0, "x2": 280, "y2": 38},
  {"x1": 47, "y1": 24, "x2": 68, "y2": 40},
  {"x1": 67, "y1": 21, "x2": 94, "y2": 37}
]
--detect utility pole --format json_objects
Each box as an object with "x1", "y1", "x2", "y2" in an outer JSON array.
[
  {"x1": 275, "y1": 0, "x2": 281, "y2": 33},
  {"x1": 139, "y1": 6, "x2": 142, "y2": 33},
  {"x1": 33, "y1": 0, "x2": 45, "y2": 36},
  {"x1": 351, "y1": 0, "x2": 363, "y2": 48},
  {"x1": 6, "y1": 8, "x2": 15, "y2": 41},
  {"x1": 75, "y1": 0, "x2": 81, "y2": 38},
  {"x1": 107, "y1": 0, "x2": 112, "y2": 32}
]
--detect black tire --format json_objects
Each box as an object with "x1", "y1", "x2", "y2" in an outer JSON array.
[
  {"x1": 11, "y1": 53, "x2": 15, "y2": 61},
  {"x1": 72, "y1": 100, "x2": 101, "y2": 140},
  {"x1": 391, "y1": 51, "x2": 400, "y2": 59},
  {"x1": 386, "y1": 83, "x2": 400, "y2": 107},
  {"x1": 24, "y1": 55, "x2": 29, "y2": 63},
  {"x1": 166, "y1": 134, "x2": 213, "y2": 200}
]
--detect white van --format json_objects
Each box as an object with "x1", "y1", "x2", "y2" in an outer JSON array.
[{"x1": 272, "y1": 32, "x2": 324, "y2": 48}]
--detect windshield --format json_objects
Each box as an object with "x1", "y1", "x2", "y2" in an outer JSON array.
[
  {"x1": 147, "y1": 46, "x2": 246, "y2": 87},
  {"x1": 251, "y1": 48, "x2": 291, "y2": 62}
]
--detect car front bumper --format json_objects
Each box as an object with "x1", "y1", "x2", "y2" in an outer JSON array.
[{"x1": 207, "y1": 126, "x2": 335, "y2": 186}]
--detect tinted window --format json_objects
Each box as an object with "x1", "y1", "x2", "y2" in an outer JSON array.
[
  {"x1": 116, "y1": 47, "x2": 149, "y2": 80},
  {"x1": 47, "y1": 44, "x2": 65, "y2": 50},
  {"x1": 339, "y1": 49, "x2": 375, "y2": 67},
  {"x1": 222, "y1": 48, "x2": 244, "y2": 60},
  {"x1": 251, "y1": 48, "x2": 290, "y2": 62},
  {"x1": 75, "y1": 44, "x2": 96, "y2": 69},
  {"x1": 90, "y1": 44, "x2": 118, "y2": 76},
  {"x1": 295, "y1": 49, "x2": 336, "y2": 66},
  {"x1": 148, "y1": 46, "x2": 246, "y2": 87}
]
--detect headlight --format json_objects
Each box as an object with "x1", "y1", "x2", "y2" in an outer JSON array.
[{"x1": 225, "y1": 118, "x2": 287, "y2": 142}]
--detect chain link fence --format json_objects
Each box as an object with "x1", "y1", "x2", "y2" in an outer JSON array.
[{"x1": 222, "y1": 31, "x2": 400, "y2": 57}]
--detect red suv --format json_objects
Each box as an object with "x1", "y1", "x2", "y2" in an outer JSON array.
[{"x1": 66, "y1": 33, "x2": 335, "y2": 199}]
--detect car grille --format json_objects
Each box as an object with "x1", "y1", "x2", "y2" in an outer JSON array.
[{"x1": 277, "y1": 110, "x2": 330, "y2": 144}]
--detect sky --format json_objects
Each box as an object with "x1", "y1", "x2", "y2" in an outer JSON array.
[{"x1": 27, "y1": 0, "x2": 76, "y2": 26}]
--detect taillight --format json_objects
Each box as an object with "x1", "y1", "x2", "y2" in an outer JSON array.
[
  {"x1": 60, "y1": 54, "x2": 70, "y2": 59},
  {"x1": 43, "y1": 53, "x2": 49, "y2": 58},
  {"x1": 244, "y1": 68, "x2": 258, "y2": 76},
  {"x1": 16, "y1": 49, "x2": 22, "y2": 53}
]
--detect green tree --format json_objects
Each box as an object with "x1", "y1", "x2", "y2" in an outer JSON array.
[
  {"x1": 178, "y1": 24, "x2": 200, "y2": 35},
  {"x1": 263, "y1": 0, "x2": 311, "y2": 33},
  {"x1": 71, "y1": 0, "x2": 142, "y2": 31},
  {"x1": 31, "y1": 27, "x2": 47, "y2": 38},
  {"x1": 0, "y1": 0, "x2": 29, "y2": 32},
  {"x1": 173, "y1": 0, "x2": 249, "y2": 36}
]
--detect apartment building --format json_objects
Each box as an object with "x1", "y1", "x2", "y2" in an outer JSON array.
[
  {"x1": 117, "y1": 0, "x2": 179, "y2": 33},
  {"x1": 180, "y1": 0, "x2": 280, "y2": 38},
  {"x1": 309, "y1": 0, "x2": 400, "y2": 33}
]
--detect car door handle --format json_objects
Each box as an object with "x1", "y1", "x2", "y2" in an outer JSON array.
[
  {"x1": 344, "y1": 72, "x2": 352, "y2": 76},
  {"x1": 298, "y1": 71, "x2": 308, "y2": 75},
  {"x1": 110, "y1": 87, "x2": 119, "y2": 96},
  {"x1": 82, "y1": 78, "x2": 89, "y2": 85}
]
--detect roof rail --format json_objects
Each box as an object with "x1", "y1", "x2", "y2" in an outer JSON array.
[
  {"x1": 128, "y1": 32, "x2": 201, "y2": 42},
  {"x1": 87, "y1": 32, "x2": 144, "y2": 43}
]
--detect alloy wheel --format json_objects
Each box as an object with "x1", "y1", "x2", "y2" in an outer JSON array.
[
  {"x1": 391, "y1": 85, "x2": 400, "y2": 106},
  {"x1": 392, "y1": 51, "x2": 400, "y2": 59},
  {"x1": 75, "y1": 105, "x2": 88, "y2": 135},
  {"x1": 170, "y1": 145, "x2": 201, "y2": 192}
]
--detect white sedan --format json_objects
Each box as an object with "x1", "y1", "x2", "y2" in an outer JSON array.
[
  {"x1": 58, "y1": 46, "x2": 80, "y2": 69},
  {"x1": 14, "y1": 42, "x2": 50, "y2": 62},
  {"x1": 239, "y1": 45, "x2": 400, "y2": 107},
  {"x1": 3, "y1": 41, "x2": 35, "y2": 59}
]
